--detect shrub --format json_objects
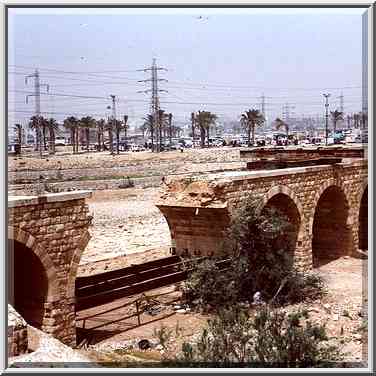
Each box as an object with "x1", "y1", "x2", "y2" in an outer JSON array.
[
  {"x1": 184, "y1": 257, "x2": 249, "y2": 310},
  {"x1": 275, "y1": 270, "x2": 326, "y2": 305},
  {"x1": 184, "y1": 196, "x2": 324, "y2": 309},
  {"x1": 178, "y1": 305, "x2": 343, "y2": 367},
  {"x1": 153, "y1": 325, "x2": 173, "y2": 351}
]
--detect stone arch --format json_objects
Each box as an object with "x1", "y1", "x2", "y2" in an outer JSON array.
[
  {"x1": 8, "y1": 226, "x2": 61, "y2": 329},
  {"x1": 66, "y1": 230, "x2": 91, "y2": 298},
  {"x1": 8, "y1": 226, "x2": 60, "y2": 299},
  {"x1": 358, "y1": 182, "x2": 368, "y2": 251},
  {"x1": 308, "y1": 179, "x2": 353, "y2": 234},
  {"x1": 258, "y1": 186, "x2": 304, "y2": 269},
  {"x1": 311, "y1": 184, "x2": 352, "y2": 266},
  {"x1": 258, "y1": 185, "x2": 305, "y2": 226}
]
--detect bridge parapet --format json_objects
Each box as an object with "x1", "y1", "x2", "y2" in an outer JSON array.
[{"x1": 158, "y1": 159, "x2": 367, "y2": 271}]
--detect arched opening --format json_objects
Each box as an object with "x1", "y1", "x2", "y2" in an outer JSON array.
[
  {"x1": 8, "y1": 239, "x2": 48, "y2": 328},
  {"x1": 312, "y1": 186, "x2": 350, "y2": 267},
  {"x1": 261, "y1": 193, "x2": 301, "y2": 270},
  {"x1": 358, "y1": 186, "x2": 368, "y2": 251}
]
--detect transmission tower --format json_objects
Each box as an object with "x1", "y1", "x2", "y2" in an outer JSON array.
[
  {"x1": 25, "y1": 69, "x2": 49, "y2": 158},
  {"x1": 138, "y1": 58, "x2": 167, "y2": 152},
  {"x1": 259, "y1": 93, "x2": 267, "y2": 126},
  {"x1": 282, "y1": 102, "x2": 295, "y2": 124}
]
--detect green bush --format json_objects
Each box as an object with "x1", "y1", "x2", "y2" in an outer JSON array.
[
  {"x1": 184, "y1": 196, "x2": 325, "y2": 309},
  {"x1": 178, "y1": 305, "x2": 343, "y2": 367}
]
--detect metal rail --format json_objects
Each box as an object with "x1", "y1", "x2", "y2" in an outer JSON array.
[{"x1": 75, "y1": 255, "x2": 230, "y2": 312}]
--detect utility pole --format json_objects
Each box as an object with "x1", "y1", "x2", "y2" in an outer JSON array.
[
  {"x1": 25, "y1": 69, "x2": 49, "y2": 158},
  {"x1": 338, "y1": 92, "x2": 344, "y2": 113},
  {"x1": 323, "y1": 93, "x2": 331, "y2": 146},
  {"x1": 110, "y1": 94, "x2": 117, "y2": 121},
  {"x1": 109, "y1": 95, "x2": 117, "y2": 154},
  {"x1": 260, "y1": 93, "x2": 266, "y2": 124},
  {"x1": 138, "y1": 58, "x2": 167, "y2": 152}
]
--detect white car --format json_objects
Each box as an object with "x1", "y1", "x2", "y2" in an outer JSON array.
[{"x1": 55, "y1": 137, "x2": 67, "y2": 146}]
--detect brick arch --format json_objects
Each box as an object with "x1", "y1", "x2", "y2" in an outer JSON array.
[
  {"x1": 307, "y1": 179, "x2": 352, "y2": 234},
  {"x1": 8, "y1": 226, "x2": 60, "y2": 300},
  {"x1": 354, "y1": 178, "x2": 368, "y2": 218},
  {"x1": 356, "y1": 179, "x2": 368, "y2": 251},
  {"x1": 257, "y1": 185, "x2": 305, "y2": 223},
  {"x1": 310, "y1": 182, "x2": 353, "y2": 264},
  {"x1": 66, "y1": 231, "x2": 91, "y2": 298}
]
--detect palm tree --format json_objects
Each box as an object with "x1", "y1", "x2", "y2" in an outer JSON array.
[
  {"x1": 45, "y1": 118, "x2": 59, "y2": 155},
  {"x1": 96, "y1": 118, "x2": 106, "y2": 151},
  {"x1": 240, "y1": 109, "x2": 265, "y2": 146},
  {"x1": 79, "y1": 116, "x2": 96, "y2": 151},
  {"x1": 143, "y1": 114, "x2": 154, "y2": 151},
  {"x1": 139, "y1": 123, "x2": 148, "y2": 138},
  {"x1": 191, "y1": 112, "x2": 196, "y2": 147},
  {"x1": 274, "y1": 118, "x2": 289, "y2": 137},
  {"x1": 195, "y1": 111, "x2": 217, "y2": 148},
  {"x1": 113, "y1": 119, "x2": 123, "y2": 154},
  {"x1": 123, "y1": 115, "x2": 129, "y2": 145},
  {"x1": 158, "y1": 109, "x2": 169, "y2": 151},
  {"x1": 353, "y1": 113, "x2": 360, "y2": 128},
  {"x1": 168, "y1": 113, "x2": 173, "y2": 146},
  {"x1": 361, "y1": 111, "x2": 367, "y2": 129},
  {"x1": 42, "y1": 119, "x2": 49, "y2": 150},
  {"x1": 63, "y1": 116, "x2": 80, "y2": 153},
  {"x1": 105, "y1": 119, "x2": 114, "y2": 155},
  {"x1": 330, "y1": 110, "x2": 343, "y2": 133},
  {"x1": 29, "y1": 115, "x2": 45, "y2": 157},
  {"x1": 346, "y1": 114, "x2": 352, "y2": 129}
]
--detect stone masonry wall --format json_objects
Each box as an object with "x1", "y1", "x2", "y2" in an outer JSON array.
[
  {"x1": 8, "y1": 305, "x2": 28, "y2": 358},
  {"x1": 158, "y1": 160, "x2": 368, "y2": 271},
  {"x1": 8, "y1": 192, "x2": 92, "y2": 347}
]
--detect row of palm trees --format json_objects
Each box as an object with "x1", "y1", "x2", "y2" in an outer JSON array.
[
  {"x1": 28, "y1": 115, "x2": 59, "y2": 154},
  {"x1": 141, "y1": 110, "x2": 181, "y2": 152},
  {"x1": 238, "y1": 109, "x2": 361, "y2": 147},
  {"x1": 16, "y1": 107, "x2": 366, "y2": 157},
  {"x1": 63, "y1": 115, "x2": 129, "y2": 154},
  {"x1": 23, "y1": 115, "x2": 129, "y2": 156}
]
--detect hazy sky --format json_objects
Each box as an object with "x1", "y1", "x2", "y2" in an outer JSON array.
[{"x1": 8, "y1": 7, "x2": 366, "y2": 129}]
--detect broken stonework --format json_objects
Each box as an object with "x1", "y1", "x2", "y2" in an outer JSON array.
[{"x1": 8, "y1": 305, "x2": 28, "y2": 357}]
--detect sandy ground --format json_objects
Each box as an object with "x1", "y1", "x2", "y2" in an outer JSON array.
[
  {"x1": 9, "y1": 147, "x2": 242, "y2": 172},
  {"x1": 80, "y1": 188, "x2": 171, "y2": 267}
]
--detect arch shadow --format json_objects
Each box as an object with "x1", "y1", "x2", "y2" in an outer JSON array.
[
  {"x1": 259, "y1": 186, "x2": 303, "y2": 270},
  {"x1": 311, "y1": 185, "x2": 352, "y2": 267}
]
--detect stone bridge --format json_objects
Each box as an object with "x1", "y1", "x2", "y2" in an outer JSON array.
[
  {"x1": 157, "y1": 158, "x2": 368, "y2": 270},
  {"x1": 8, "y1": 191, "x2": 92, "y2": 347}
]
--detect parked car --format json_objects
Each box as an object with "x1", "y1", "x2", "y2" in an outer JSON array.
[
  {"x1": 130, "y1": 144, "x2": 145, "y2": 152},
  {"x1": 55, "y1": 137, "x2": 67, "y2": 146},
  {"x1": 8, "y1": 143, "x2": 21, "y2": 155}
]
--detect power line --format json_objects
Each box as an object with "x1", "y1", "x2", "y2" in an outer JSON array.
[
  {"x1": 9, "y1": 65, "x2": 362, "y2": 92},
  {"x1": 9, "y1": 64, "x2": 141, "y2": 75}
]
